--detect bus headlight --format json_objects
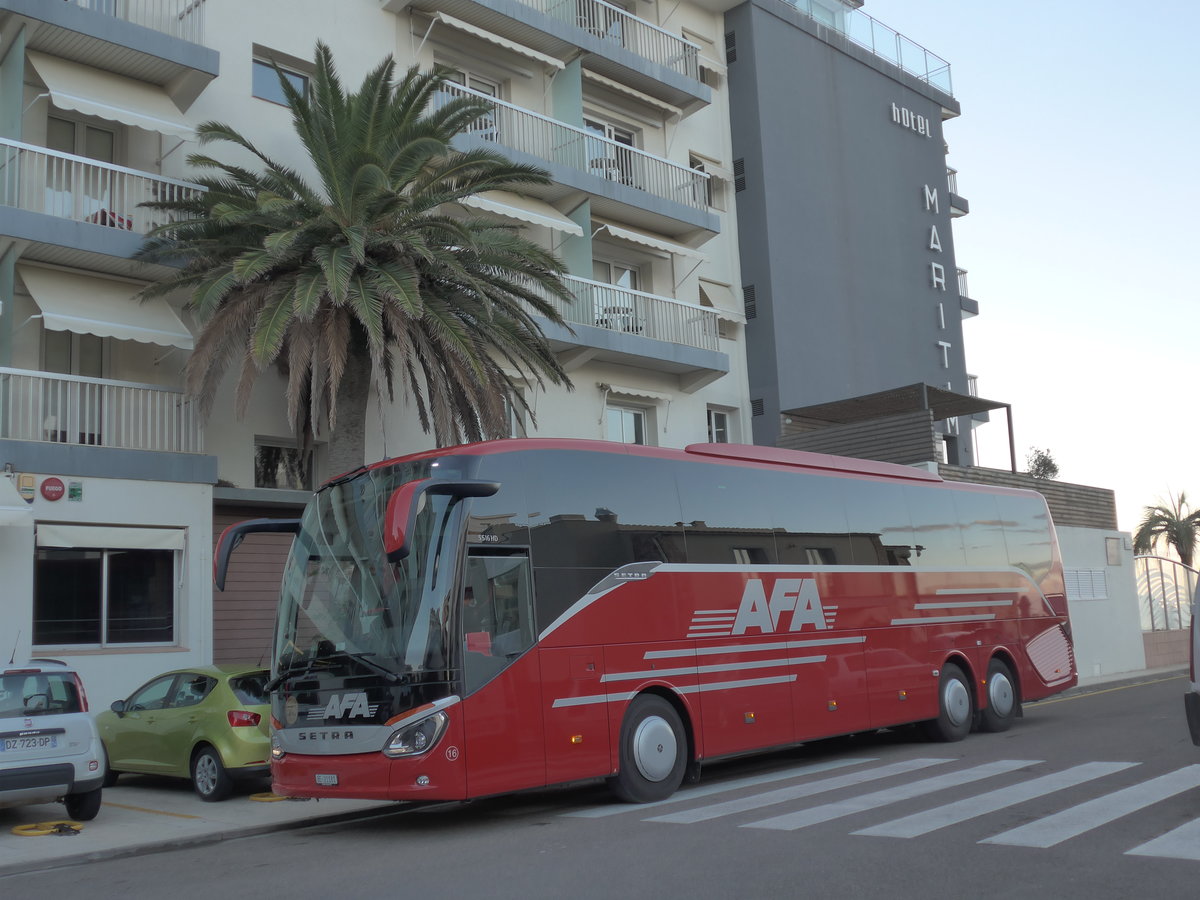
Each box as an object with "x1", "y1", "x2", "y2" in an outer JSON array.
[{"x1": 383, "y1": 711, "x2": 449, "y2": 758}]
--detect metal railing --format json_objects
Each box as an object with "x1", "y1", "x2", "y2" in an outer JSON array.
[
  {"x1": 65, "y1": 0, "x2": 206, "y2": 44},
  {"x1": 0, "y1": 367, "x2": 204, "y2": 454},
  {"x1": 1135, "y1": 555, "x2": 1197, "y2": 631},
  {"x1": 779, "y1": 0, "x2": 952, "y2": 96},
  {"x1": 529, "y1": 275, "x2": 720, "y2": 351},
  {"x1": 956, "y1": 268, "x2": 969, "y2": 299},
  {"x1": 947, "y1": 166, "x2": 959, "y2": 195},
  {"x1": 0, "y1": 138, "x2": 204, "y2": 234},
  {"x1": 437, "y1": 84, "x2": 708, "y2": 211},
  {"x1": 532, "y1": 0, "x2": 700, "y2": 80}
]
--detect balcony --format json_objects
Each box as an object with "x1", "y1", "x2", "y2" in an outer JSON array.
[
  {"x1": 956, "y1": 267, "x2": 977, "y2": 318},
  {"x1": 439, "y1": 84, "x2": 714, "y2": 235},
  {"x1": 384, "y1": 0, "x2": 708, "y2": 112},
  {"x1": 0, "y1": 367, "x2": 204, "y2": 454},
  {"x1": 0, "y1": 137, "x2": 204, "y2": 272},
  {"x1": 947, "y1": 167, "x2": 969, "y2": 217},
  {"x1": 524, "y1": 275, "x2": 728, "y2": 387},
  {"x1": 0, "y1": 0, "x2": 217, "y2": 103}
]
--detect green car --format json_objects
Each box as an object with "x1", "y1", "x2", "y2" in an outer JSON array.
[{"x1": 96, "y1": 664, "x2": 270, "y2": 801}]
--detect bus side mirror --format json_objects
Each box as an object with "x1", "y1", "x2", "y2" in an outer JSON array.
[
  {"x1": 385, "y1": 479, "x2": 500, "y2": 560},
  {"x1": 213, "y1": 518, "x2": 301, "y2": 590}
]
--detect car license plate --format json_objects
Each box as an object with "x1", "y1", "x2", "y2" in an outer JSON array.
[
  {"x1": 315, "y1": 773, "x2": 338, "y2": 786},
  {"x1": 1, "y1": 735, "x2": 58, "y2": 752}
]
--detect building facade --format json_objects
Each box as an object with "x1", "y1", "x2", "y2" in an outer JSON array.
[{"x1": 0, "y1": 0, "x2": 748, "y2": 703}]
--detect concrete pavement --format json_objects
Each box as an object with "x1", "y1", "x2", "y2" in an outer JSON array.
[{"x1": 0, "y1": 665, "x2": 1188, "y2": 878}]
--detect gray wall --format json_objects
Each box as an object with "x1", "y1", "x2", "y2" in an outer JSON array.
[{"x1": 726, "y1": 0, "x2": 971, "y2": 450}]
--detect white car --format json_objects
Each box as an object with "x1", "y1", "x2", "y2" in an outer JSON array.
[{"x1": 0, "y1": 659, "x2": 105, "y2": 820}]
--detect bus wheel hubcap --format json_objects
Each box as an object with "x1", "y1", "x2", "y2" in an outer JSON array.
[
  {"x1": 632, "y1": 715, "x2": 677, "y2": 782},
  {"x1": 944, "y1": 678, "x2": 970, "y2": 727},
  {"x1": 989, "y1": 672, "x2": 1014, "y2": 717}
]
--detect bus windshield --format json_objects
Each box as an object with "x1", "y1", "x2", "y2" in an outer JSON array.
[{"x1": 273, "y1": 458, "x2": 464, "y2": 683}]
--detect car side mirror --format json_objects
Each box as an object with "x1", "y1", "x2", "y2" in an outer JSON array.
[{"x1": 110, "y1": 699, "x2": 126, "y2": 716}]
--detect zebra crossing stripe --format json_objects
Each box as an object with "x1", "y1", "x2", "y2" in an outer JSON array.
[
  {"x1": 982, "y1": 764, "x2": 1200, "y2": 848},
  {"x1": 743, "y1": 759, "x2": 1039, "y2": 832},
  {"x1": 563, "y1": 757, "x2": 878, "y2": 818},
  {"x1": 646, "y1": 757, "x2": 950, "y2": 825},
  {"x1": 853, "y1": 761, "x2": 1137, "y2": 838},
  {"x1": 1127, "y1": 816, "x2": 1200, "y2": 860}
]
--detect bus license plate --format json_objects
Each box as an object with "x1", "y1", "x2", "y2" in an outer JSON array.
[
  {"x1": 1, "y1": 735, "x2": 58, "y2": 752},
  {"x1": 315, "y1": 773, "x2": 338, "y2": 786}
]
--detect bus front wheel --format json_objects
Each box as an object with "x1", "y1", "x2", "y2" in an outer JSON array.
[
  {"x1": 923, "y1": 662, "x2": 973, "y2": 742},
  {"x1": 613, "y1": 694, "x2": 687, "y2": 803}
]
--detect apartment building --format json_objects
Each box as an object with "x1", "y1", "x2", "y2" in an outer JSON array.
[{"x1": 0, "y1": 0, "x2": 748, "y2": 702}]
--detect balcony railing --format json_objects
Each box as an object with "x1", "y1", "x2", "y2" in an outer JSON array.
[
  {"x1": 0, "y1": 368, "x2": 204, "y2": 454},
  {"x1": 947, "y1": 166, "x2": 959, "y2": 194},
  {"x1": 65, "y1": 0, "x2": 205, "y2": 44},
  {"x1": 530, "y1": 275, "x2": 720, "y2": 351},
  {"x1": 529, "y1": 0, "x2": 699, "y2": 80},
  {"x1": 437, "y1": 84, "x2": 708, "y2": 211},
  {"x1": 0, "y1": 138, "x2": 204, "y2": 234},
  {"x1": 782, "y1": 0, "x2": 952, "y2": 96},
  {"x1": 956, "y1": 268, "x2": 969, "y2": 299}
]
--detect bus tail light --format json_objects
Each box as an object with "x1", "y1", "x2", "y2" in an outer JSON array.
[{"x1": 383, "y1": 711, "x2": 449, "y2": 758}]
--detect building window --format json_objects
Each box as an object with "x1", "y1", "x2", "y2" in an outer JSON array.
[
  {"x1": 255, "y1": 441, "x2": 312, "y2": 490},
  {"x1": 34, "y1": 547, "x2": 175, "y2": 646},
  {"x1": 252, "y1": 58, "x2": 309, "y2": 105},
  {"x1": 441, "y1": 69, "x2": 501, "y2": 140},
  {"x1": 585, "y1": 117, "x2": 638, "y2": 185},
  {"x1": 707, "y1": 409, "x2": 730, "y2": 443},
  {"x1": 606, "y1": 406, "x2": 646, "y2": 444},
  {"x1": 504, "y1": 391, "x2": 527, "y2": 438}
]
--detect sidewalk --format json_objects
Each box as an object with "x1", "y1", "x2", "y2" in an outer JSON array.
[
  {"x1": 0, "y1": 776, "x2": 396, "y2": 877},
  {"x1": 1, "y1": 666, "x2": 1189, "y2": 878}
]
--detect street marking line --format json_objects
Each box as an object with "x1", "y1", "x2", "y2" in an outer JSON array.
[
  {"x1": 1034, "y1": 674, "x2": 1185, "y2": 706},
  {"x1": 563, "y1": 757, "x2": 877, "y2": 818},
  {"x1": 646, "y1": 758, "x2": 950, "y2": 825},
  {"x1": 102, "y1": 802, "x2": 203, "y2": 819},
  {"x1": 853, "y1": 761, "x2": 1137, "y2": 838},
  {"x1": 1127, "y1": 817, "x2": 1200, "y2": 860},
  {"x1": 743, "y1": 759, "x2": 1039, "y2": 832},
  {"x1": 982, "y1": 764, "x2": 1200, "y2": 848}
]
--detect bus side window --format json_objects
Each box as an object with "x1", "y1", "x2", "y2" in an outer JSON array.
[{"x1": 462, "y1": 550, "x2": 535, "y2": 693}]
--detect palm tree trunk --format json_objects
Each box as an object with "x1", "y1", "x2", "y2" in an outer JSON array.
[{"x1": 323, "y1": 351, "x2": 372, "y2": 481}]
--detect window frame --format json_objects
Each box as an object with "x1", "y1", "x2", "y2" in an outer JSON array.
[{"x1": 252, "y1": 56, "x2": 311, "y2": 106}]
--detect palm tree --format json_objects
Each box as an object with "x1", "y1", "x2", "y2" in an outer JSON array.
[
  {"x1": 137, "y1": 42, "x2": 573, "y2": 477},
  {"x1": 1134, "y1": 492, "x2": 1200, "y2": 568}
]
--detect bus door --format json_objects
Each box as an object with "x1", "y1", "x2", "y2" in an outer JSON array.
[{"x1": 459, "y1": 548, "x2": 546, "y2": 796}]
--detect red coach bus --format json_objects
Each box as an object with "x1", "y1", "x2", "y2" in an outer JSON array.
[{"x1": 216, "y1": 439, "x2": 1076, "y2": 804}]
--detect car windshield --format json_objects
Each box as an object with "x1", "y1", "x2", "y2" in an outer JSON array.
[
  {"x1": 0, "y1": 672, "x2": 81, "y2": 717},
  {"x1": 229, "y1": 672, "x2": 269, "y2": 705},
  {"x1": 274, "y1": 457, "x2": 467, "y2": 681}
]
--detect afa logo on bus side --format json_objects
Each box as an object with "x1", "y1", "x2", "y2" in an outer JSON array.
[{"x1": 731, "y1": 577, "x2": 832, "y2": 635}]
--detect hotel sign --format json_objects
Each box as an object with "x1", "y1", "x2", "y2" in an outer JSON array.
[{"x1": 891, "y1": 102, "x2": 933, "y2": 139}]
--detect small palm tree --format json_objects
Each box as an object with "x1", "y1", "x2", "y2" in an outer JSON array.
[
  {"x1": 137, "y1": 42, "x2": 573, "y2": 476},
  {"x1": 1134, "y1": 492, "x2": 1200, "y2": 568}
]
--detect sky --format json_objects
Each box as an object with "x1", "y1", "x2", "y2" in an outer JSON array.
[{"x1": 861, "y1": 0, "x2": 1199, "y2": 533}]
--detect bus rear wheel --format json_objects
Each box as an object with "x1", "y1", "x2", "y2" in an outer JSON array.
[
  {"x1": 612, "y1": 694, "x2": 687, "y2": 803},
  {"x1": 980, "y1": 657, "x2": 1018, "y2": 732},
  {"x1": 923, "y1": 662, "x2": 973, "y2": 742}
]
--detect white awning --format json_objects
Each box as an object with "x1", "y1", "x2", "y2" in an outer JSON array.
[
  {"x1": 460, "y1": 191, "x2": 584, "y2": 235},
  {"x1": 581, "y1": 70, "x2": 682, "y2": 118},
  {"x1": 432, "y1": 13, "x2": 565, "y2": 70},
  {"x1": 699, "y1": 280, "x2": 745, "y2": 322},
  {"x1": 18, "y1": 265, "x2": 194, "y2": 350},
  {"x1": 597, "y1": 224, "x2": 706, "y2": 260},
  {"x1": 606, "y1": 384, "x2": 673, "y2": 404},
  {"x1": 27, "y1": 51, "x2": 194, "y2": 140},
  {"x1": 0, "y1": 477, "x2": 33, "y2": 527},
  {"x1": 36, "y1": 523, "x2": 186, "y2": 551}
]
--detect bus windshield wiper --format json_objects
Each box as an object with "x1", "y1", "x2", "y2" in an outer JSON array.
[{"x1": 325, "y1": 650, "x2": 406, "y2": 684}]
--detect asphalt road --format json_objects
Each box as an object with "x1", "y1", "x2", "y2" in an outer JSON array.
[{"x1": 5, "y1": 673, "x2": 1199, "y2": 899}]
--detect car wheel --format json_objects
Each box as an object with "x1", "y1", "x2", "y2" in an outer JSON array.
[
  {"x1": 611, "y1": 694, "x2": 688, "y2": 803},
  {"x1": 191, "y1": 745, "x2": 232, "y2": 802},
  {"x1": 922, "y1": 662, "x2": 973, "y2": 742},
  {"x1": 64, "y1": 787, "x2": 102, "y2": 821},
  {"x1": 980, "y1": 657, "x2": 1019, "y2": 733}
]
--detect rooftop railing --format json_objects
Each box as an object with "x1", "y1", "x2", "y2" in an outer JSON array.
[
  {"x1": 65, "y1": 0, "x2": 205, "y2": 44},
  {"x1": 437, "y1": 84, "x2": 708, "y2": 211},
  {"x1": 0, "y1": 367, "x2": 204, "y2": 454},
  {"x1": 0, "y1": 138, "x2": 204, "y2": 234},
  {"x1": 529, "y1": 274, "x2": 720, "y2": 351},
  {"x1": 531, "y1": 0, "x2": 700, "y2": 80},
  {"x1": 785, "y1": 0, "x2": 952, "y2": 96}
]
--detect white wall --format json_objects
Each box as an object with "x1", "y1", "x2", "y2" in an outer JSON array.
[{"x1": 1058, "y1": 525, "x2": 1146, "y2": 680}]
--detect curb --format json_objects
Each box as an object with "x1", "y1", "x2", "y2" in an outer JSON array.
[
  {"x1": 0, "y1": 802, "x2": 402, "y2": 878},
  {"x1": 1059, "y1": 666, "x2": 1187, "y2": 699}
]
